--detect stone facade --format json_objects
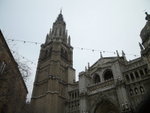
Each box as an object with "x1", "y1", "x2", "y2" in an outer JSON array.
[
  {"x1": 0, "y1": 30, "x2": 28, "y2": 113},
  {"x1": 31, "y1": 12, "x2": 150, "y2": 113},
  {"x1": 79, "y1": 56, "x2": 150, "y2": 113}
]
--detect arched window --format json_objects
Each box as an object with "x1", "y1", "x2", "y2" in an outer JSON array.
[
  {"x1": 130, "y1": 73, "x2": 135, "y2": 81},
  {"x1": 49, "y1": 47, "x2": 52, "y2": 57},
  {"x1": 144, "y1": 68, "x2": 148, "y2": 74},
  {"x1": 140, "y1": 86, "x2": 144, "y2": 93},
  {"x1": 103, "y1": 69, "x2": 113, "y2": 81},
  {"x1": 134, "y1": 71, "x2": 139, "y2": 79},
  {"x1": 129, "y1": 89, "x2": 133, "y2": 96},
  {"x1": 134, "y1": 87, "x2": 138, "y2": 94},
  {"x1": 93, "y1": 74, "x2": 100, "y2": 83},
  {"x1": 44, "y1": 49, "x2": 49, "y2": 58},
  {"x1": 139, "y1": 69, "x2": 144, "y2": 76},
  {"x1": 125, "y1": 74, "x2": 130, "y2": 82}
]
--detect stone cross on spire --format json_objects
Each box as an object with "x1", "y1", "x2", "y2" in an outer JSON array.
[{"x1": 60, "y1": 9, "x2": 62, "y2": 14}]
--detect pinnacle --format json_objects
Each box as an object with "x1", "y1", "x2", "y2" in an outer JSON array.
[{"x1": 56, "y1": 11, "x2": 64, "y2": 22}]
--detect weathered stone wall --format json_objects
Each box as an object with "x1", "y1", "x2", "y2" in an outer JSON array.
[{"x1": 0, "y1": 30, "x2": 28, "y2": 113}]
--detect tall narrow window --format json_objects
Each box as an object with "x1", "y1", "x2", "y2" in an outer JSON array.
[
  {"x1": 93, "y1": 74, "x2": 100, "y2": 83},
  {"x1": 134, "y1": 71, "x2": 139, "y2": 79},
  {"x1": 69, "y1": 93, "x2": 71, "y2": 100},
  {"x1": 49, "y1": 47, "x2": 52, "y2": 57},
  {"x1": 129, "y1": 89, "x2": 133, "y2": 96},
  {"x1": 139, "y1": 69, "x2": 144, "y2": 76},
  {"x1": 75, "y1": 92, "x2": 77, "y2": 98},
  {"x1": 59, "y1": 28, "x2": 62, "y2": 36},
  {"x1": 61, "y1": 48, "x2": 68, "y2": 60},
  {"x1": 134, "y1": 87, "x2": 138, "y2": 94},
  {"x1": 130, "y1": 73, "x2": 135, "y2": 81},
  {"x1": 125, "y1": 74, "x2": 130, "y2": 82},
  {"x1": 54, "y1": 28, "x2": 57, "y2": 36},
  {"x1": 140, "y1": 86, "x2": 144, "y2": 93},
  {"x1": 144, "y1": 68, "x2": 148, "y2": 75}
]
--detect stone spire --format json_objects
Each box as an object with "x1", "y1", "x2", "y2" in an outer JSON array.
[
  {"x1": 88, "y1": 62, "x2": 90, "y2": 69},
  {"x1": 122, "y1": 50, "x2": 125, "y2": 56},
  {"x1": 139, "y1": 42, "x2": 144, "y2": 51},
  {"x1": 56, "y1": 10, "x2": 64, "y2": 22},
  {"x1": 122, "y1": 50, "x2": 126, "y2": 60},
  {"x1": 100, "y1": 52, "x2": 103, "y2": 58},
  {"x1": 116, "y1": 50, "x2": 119, "y2": 57},
  {"x1": 45, "y1": 11, "x2": 68, "y2": 44},
  {"x1": 68, "y1": 35, "x2": 71, "y2": 45}
]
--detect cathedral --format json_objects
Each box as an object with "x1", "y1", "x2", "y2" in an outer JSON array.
[{"x1": 31, "y1": 12, "x2": 150, "y2": 113}]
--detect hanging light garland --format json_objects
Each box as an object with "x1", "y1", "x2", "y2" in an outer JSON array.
[{"x1": 6, "y1": 38, "x2": 140, "y2": 58}]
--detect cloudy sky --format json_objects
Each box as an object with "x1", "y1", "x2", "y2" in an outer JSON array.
[{"x1": 0, "y1": 0, "x2": 150, "y2": 100}]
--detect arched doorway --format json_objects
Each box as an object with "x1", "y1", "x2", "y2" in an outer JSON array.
[{"x1": 94, "y1": 100, "x2": 119, "y2": 113}]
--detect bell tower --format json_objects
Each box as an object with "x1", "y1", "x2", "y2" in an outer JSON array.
[{"x1": 31, "y1": 11, "x2": 75, "y2": 113}]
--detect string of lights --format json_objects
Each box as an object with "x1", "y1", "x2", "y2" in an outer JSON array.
[
  {"x1": 6, "y1": 38, "x2": 140, "y2": 57},
  {"x1": 10, "y1": 49, "x2": 37, "y2": 66}
]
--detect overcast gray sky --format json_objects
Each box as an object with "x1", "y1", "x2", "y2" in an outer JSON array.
[{"x1": 0, "y1": 0, "x2": 150, "y2": 100}]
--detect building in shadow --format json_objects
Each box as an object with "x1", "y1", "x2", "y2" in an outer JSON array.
[{"x1": 0, "y1": 30, "x2": 28, "y2": 113}]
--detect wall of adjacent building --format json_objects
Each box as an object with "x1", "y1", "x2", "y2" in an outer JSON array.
[{"x1": 0, "y1": 30, "x2": 28, "y2": 113}]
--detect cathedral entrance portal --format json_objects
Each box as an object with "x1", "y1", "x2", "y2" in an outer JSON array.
[{"x1": 94, "y1": 100, "x2": 119, "y2": 113}]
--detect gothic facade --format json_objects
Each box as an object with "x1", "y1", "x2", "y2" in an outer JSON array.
[{"x1": 31, "y1": 12, "x2": 150, "y2": 113}]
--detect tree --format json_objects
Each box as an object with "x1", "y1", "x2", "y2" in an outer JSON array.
[
  {"x1": 14, "y1": 57, "x2": 31, "y2": 83},
  {"x1": 0, "y1": 38, "x2": 30, "y2": 113}
]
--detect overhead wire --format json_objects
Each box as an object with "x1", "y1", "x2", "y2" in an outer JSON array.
[{"x1": 6, "y1": 38, "x2": 140, "y2": 57}]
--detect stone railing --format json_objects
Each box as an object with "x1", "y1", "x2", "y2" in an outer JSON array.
[{"x1": 88, "y1": 79, "x2": 115, "y2": 92}]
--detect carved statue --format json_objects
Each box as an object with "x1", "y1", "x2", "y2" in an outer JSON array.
[{"x1": 145, "y1": 12, "x2": 150, "y2": 21}]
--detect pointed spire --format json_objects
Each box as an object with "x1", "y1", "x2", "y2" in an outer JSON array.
[
  {"x1": 46, "y1": 34, "x2": 49, "y2": 38},
  {"x1": 60, "y1": 9, "x2": 62, "y2": 14},
  {"x1": 100, "y1": 52, "x2": 103, "y2": 58},
  {"x1": 116, "y1": 50, "x2": 119, "y2": 57},
  {"x1": 122, "y1": 50, "x2": 127, "y2": 60},
  {"x1": 85, "y1": 66, "x2": 87, "y2": 71},
  {"x1": 48, "y1": 11, "x2": 70, "y2": 45},
  {"x1": 68, "y1": 36, "x2": 71, "y2": 45},
  {"x1": 49, "y1": 28, "x2": 52, "y2": 35},
  {"x1": 65, "y1": 30, "x2": 68, "y2": 36},
  {"x1": 122, "y1": 50, "x2": 125, "y2": 56},
  {"x1": 56, "y1": 10, "x2": 64, "y2": 22},
  {"x1": 45, "y1": 34, "x2": 49, "y2": 43},
  {"x1": 139, "y1": 42, "x2": 144, "y2": 50},
  {"x1": 88, "y1": 62, "x2": 90, "y2": 69}
]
